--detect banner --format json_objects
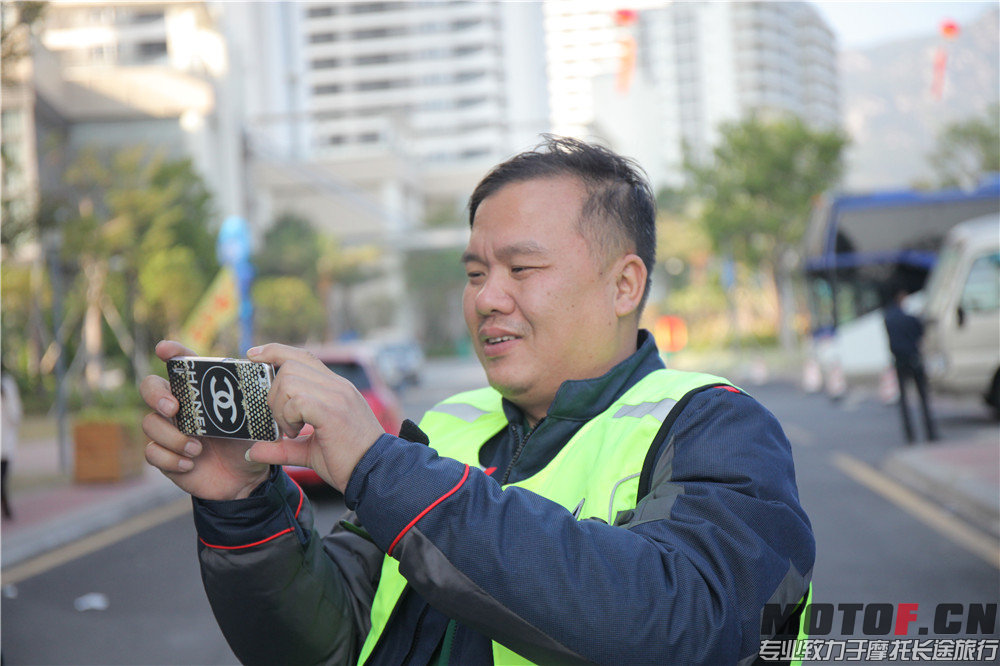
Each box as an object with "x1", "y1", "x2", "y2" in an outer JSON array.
[{"x1": 179, "y1": 266, "x2": 239, "y2": 352}]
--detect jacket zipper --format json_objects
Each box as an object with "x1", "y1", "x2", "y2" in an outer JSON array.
[
  {"x1": 401, "y1": 605, "x2": 428, "y2": 665},
  {"x1": 500, "y1": 419, "x2": 543, "y2": 485}
]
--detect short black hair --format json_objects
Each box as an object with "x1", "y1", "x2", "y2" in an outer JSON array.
[{"x1": 468, "y1": 135, "x2": 656, "y2": 312}]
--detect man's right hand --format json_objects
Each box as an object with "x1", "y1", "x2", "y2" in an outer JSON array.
[{"x1": 140, "y1": 340, "x2": 270, "y2": 501}]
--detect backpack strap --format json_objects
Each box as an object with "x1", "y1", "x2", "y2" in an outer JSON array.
[{"x1": 636, "y1": 383, "x2": 738, "y2": 503}]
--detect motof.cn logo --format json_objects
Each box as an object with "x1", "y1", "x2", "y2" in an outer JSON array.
[{"x1": 201, "y1": 366, "x2": 246, "y2": 435}]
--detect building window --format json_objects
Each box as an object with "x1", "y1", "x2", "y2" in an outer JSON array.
[
  {"x1": 307, "y1": 6, "x2": 337, "y2": 18},
  {"x1": 315, "y1": 110, "x2": 345, "y2": 121},
  {"x1": 137, "y1": 41, "x2": 168, "y2": 60},
  {"x1": 455, "y1": 96, "x2": 487, "y2": 108},
  {"x1": 309, "y1": 32, "x2": 338, "y2": 44},
  {"x1": 454, "y1": 71, "x2": 484, "y2": 83},
  {"x1": 131, "y1": 10, "x2": 163, "y2": 23},
  {"x1": 356, "y1": 79, "x2": 406, "y2": 91},
  {"x1": 460, "y1": 148, "x2": 491, "y2": 159},
  {"x1": 354, "y1": 53, "x2": 407, "y2": 65},
  {"x1": 348, "y1": 3, "x2": 405, "y2": 14},
  {"x1": 453, "y1": 45, "x2": 483, "y2": 57},
  {"x1": 313, "y1": 84, "x2": 343, "y2": 95},
  {"x1": 311, "y1": 58, "x2": 341, "y2": 69},
  {"x1": 350, "y1": 26, "x2": 406, "y2": 40},
  {"x1": 450, "y1": 19, "x2": 481, "y2": 31}
]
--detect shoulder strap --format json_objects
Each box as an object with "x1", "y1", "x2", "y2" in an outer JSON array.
[{"x1": 636, "y1": 383, "x2": 736, "y2": 503}]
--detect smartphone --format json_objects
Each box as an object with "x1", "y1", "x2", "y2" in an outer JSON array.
[{"x1": 166, "y1": 356, "x2": 281, "y2": 441}]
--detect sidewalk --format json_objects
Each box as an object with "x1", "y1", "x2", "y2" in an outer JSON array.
[
  {"x1": 885, "y1": 435, "x2": 1000, "y2": 538},
  {"x1": 1, "y1": 433, "x2": 185, "y2": 570}
]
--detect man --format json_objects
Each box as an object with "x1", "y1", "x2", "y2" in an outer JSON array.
[
  {"x1": 884, "y1": 287, "x2": 938, "y2": 443},
  {"x1": 141, "y1": 136, "x2": 813, "y2": 665}
]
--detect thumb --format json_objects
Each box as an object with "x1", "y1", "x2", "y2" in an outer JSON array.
[{"x1": 246, "y1": 437, "x2": 310, "y2": 467}]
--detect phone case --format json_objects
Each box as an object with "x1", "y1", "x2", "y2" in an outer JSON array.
[{"x1": 167, "y1": 357, "x2": 281, "y2": 441}]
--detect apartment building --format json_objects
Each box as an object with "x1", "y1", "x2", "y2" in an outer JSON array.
[
  {"x1": 229, "y1": 0, "x2": 549, "y2": 236},
  {"x1": 554, "y1": 1, "x2": 839, "y2": 188},
  {"x1": 24, "y1": 0, "x2": 245, "y2": 217}
]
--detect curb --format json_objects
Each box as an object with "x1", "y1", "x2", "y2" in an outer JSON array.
[
  {"x1": 1, "y1": 475, "x2": 187, "y2": 570},
  {"x1": 883, "y1": 441, "x2": 1000, "y2": 539}
]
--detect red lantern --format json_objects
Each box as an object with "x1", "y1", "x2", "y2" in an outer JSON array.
[
  {"x1": 931, "y1": 20, "x2": 960, "y2": 100},
  {"x1": 940, "y1": 19, "x2": 959, "y2": 40},
  {"x1": 614, "y1": 9, "x2": 638, "y2": 27},
  {"x1": 654, "y1": 315, "x2": 688, "y2": 354}
]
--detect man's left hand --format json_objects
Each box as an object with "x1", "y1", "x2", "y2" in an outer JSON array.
[{"x1": 245, "y1": 344, "x2": 385, "y2": 493}]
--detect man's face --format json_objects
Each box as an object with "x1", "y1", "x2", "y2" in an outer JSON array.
[{"x1": 462, "y1": 176, "x2": 627, "y2": 422}]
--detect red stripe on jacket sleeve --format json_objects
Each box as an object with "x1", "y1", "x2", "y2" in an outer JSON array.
[
  {"x1": 387, "y1": 464, "x2": 470, "y2": 557},
  {"x1": 200, "y1": 477, "x2": 305, "y2": 551}
]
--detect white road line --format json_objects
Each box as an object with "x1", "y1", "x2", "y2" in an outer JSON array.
[
  {"x1": 1, "y1": 498, "x2": 191, "y2": 585},
  {"x1": 831, "y1": 452, "x2": 1000, "y2": 570}
]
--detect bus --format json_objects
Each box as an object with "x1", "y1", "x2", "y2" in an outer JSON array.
[{"x1": 801, "y1": 176, "x2": 1000, "y2": 388}]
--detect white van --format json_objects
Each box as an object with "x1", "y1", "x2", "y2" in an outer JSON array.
[{"x1": 921, "y1": 214, "x2": 1000, "y2": 417}]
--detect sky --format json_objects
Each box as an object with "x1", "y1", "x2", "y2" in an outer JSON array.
[{"x1": 812, "y1": 1, "x2": 995, "y2": 50}]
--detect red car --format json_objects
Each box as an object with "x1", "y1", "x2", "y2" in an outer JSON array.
[{"x1": 283, "y1": 344, "x2": 403, "y2": 489}]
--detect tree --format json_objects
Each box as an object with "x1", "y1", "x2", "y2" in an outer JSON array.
[
  {"x1": 686, "y1": 113, "x2": 848, "y2": 349},
  {"x1": 1, "y1": 2, "x2": 48, "y2": 247},
  {"x1": 0, "y1": 2, "x2": 46, "y2": 81},
  {"x1": 37, "y1": 146, "x2": 217, "y2": 394},
  {"x1": 403, "y1": 247, "x2": 466, "y2": 354},
  {"x1": 254, "y1": 212, "x2": 322, "y2": 284},
  {"x1": 928, "y1": 104, "x2": 1000, "y2": 189},
  {"x1": 252, "y1": 276, "x2": 324, "y2": 344},
  {"x1": 402, "y1": 203, "x2": 468, "y2": 355},
  {"x1": 252, "y1": 213, "x2": 383, "y2": 341}
]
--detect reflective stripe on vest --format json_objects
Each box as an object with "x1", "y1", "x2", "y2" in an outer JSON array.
[{"x1": 358, "y1": 368, "x2": 730, "y2": 665}]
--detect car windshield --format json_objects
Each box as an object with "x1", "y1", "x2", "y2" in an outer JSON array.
[{"x1": 324, "y1": 361, "x2": 372, "y2": 391}]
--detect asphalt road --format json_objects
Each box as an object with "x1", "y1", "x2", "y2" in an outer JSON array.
[{"x1": 2, "y1": 359, "x2": 997, "y2": 665}]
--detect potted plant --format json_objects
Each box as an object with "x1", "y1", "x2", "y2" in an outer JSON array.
[{"x1": 72, "y1": 406, "x2": 146, "y2": 483}]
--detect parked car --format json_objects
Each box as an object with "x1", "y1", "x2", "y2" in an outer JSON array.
[
  {"x1": 921, "y1": 214, "x2": 1000, "y2": 418},
  {"x1": 284, "y1": 344, "x2": 404, "y2": 488},
  {"x1": 375, "y1": 340, "x2": 424, "y2": 390}
]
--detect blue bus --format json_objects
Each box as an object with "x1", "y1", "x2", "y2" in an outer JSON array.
[{"x1": 802, "y1": 176, "x2": 1000, "y2": 382}]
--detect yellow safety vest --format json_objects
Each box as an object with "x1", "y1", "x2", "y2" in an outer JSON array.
[{"x1": 357, "y1": 368, "x2": 808, "y2": 665}]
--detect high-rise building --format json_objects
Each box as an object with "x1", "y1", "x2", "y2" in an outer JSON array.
[
  {"x1": 229, "y1": 0, "x2": 549, "y2": 239},
  {"x1": 542, "y1": 0, "x2": 628, "y2": 138},
  {"x1": 221, "y1": 1, "x2": 550, "y2": 340},
  {"x1": 552, "y1": 1, "x2": 839, "y2": 188}
]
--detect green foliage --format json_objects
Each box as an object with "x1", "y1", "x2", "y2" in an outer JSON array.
[
  {"x1": 928, "y1": 104, "x2": 1000, "y2": 188},
  {"x1": 1, "y1": 144, "x2": 218, "y2": 402},
  {"x1": 138, "y1": 246, "x2": 207, "y2": 335},
  {"x1": 254, "y1": 212, "x2": 322, "y2": 282},
  {"x1": 686, "y1": 113, "x2": 848, "y2": 267},
  {"x1": 59, "y1": 146, "x2": 217, "y2": 342},
  {"x1": 252, "y1": 276, "x2": 324, "y2": 344},
  {"x1": 0, "y1": 2, "x2": 47, "y2": 84},
  {"x1": 404, "y1": 247, "x2": 466, "y2": 354}
]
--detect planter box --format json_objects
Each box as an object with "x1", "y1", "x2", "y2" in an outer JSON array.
[{"x1": 73, "y1": 421, "x2": 145, "y2": 483}]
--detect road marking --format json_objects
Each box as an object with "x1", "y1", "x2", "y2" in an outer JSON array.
[
  {"x1": 831, "y1": 452, "x2": 1000, "y2": 570},
  {"x1": 1, "y1": 498, "x2": 191, "y2": 585}
]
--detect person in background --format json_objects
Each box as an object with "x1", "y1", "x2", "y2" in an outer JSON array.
[
  {"x1": 140, "y1": 136, "x2": 813, "y2": 665},
  {"x1": 2, "y1": 368, "x2": 23, "y2": 519},
  {"x1": 884, "y1": 287, "x2": 939, "y2": 443}
]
